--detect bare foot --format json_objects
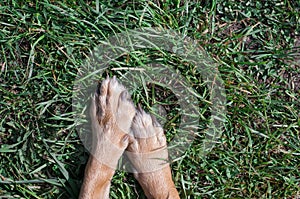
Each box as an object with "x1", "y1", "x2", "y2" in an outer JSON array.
[
  {"x1": 90, "y1": 76, "x2": 136, "y2": 168},
  {"x1": 79, "y1": 76, "x2": 136, "y2": 199},
  {"x1": 126, "y1": 106, "x2": 180, "y2": 199}
]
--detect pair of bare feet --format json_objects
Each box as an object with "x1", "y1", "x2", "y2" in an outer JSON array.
[{"x1": 79, "y1": 77, "x2": 180, "y2": 199}]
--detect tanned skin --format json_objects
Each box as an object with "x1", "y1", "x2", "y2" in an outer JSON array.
[
  {"x1": 79, "y1": 77, "x2": 136, "y2": 199},
  {"x1": 79, "y1": 77, "x2": 180, "y2": 199},
  {"x1": 126, "y1": 107, "x2": 180, "y2": 199}
]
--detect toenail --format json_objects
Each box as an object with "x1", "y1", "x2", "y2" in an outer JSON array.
[{"x1": 120, "y1": 90, "x2": 129, "y2": 100}]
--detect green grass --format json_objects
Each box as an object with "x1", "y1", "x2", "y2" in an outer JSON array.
[{"x1": 0, "y1": 0, "x2": 299, "y2": 198}]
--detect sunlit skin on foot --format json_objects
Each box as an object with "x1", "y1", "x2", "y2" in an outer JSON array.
[
  {"x1": 79, "y1": 76, "x2": 136, "y2": 199},
  {"x1": 126, "y1": 106, "x2": 180, "y2": 199},
  {"x1": 79, "y1": 77, "x2": 179, "y2": 199}
]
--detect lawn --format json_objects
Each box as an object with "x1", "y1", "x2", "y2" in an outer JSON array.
[{"x1": 0, "y1": 0, "x2": 299, "y2": 198}]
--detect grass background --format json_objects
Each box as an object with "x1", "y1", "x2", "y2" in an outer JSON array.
[{"x1": 0, "y1": 0, "x2": 299, "y2": 198}]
